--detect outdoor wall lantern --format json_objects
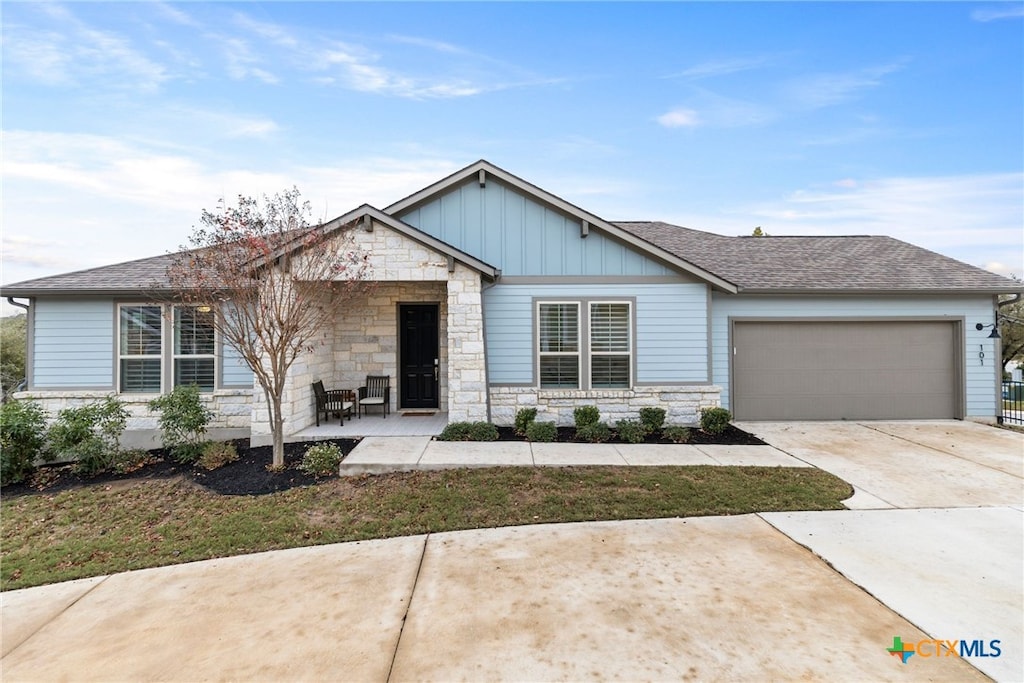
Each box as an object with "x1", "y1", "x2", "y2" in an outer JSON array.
[{"x1": 975, "y1": 322, "x2": 1001, "y2": 339}]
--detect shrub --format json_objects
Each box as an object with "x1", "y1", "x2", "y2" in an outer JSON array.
[
  {"x1": 639, "y1": 407, "x2": 666, "y2": 432},
  {"x1": 576, "y1": 421, "x2": 611, "y2": 443},
  {"x1": 700, "y1": 407, "x2": 732, "y2": 435},
  {"x1": 198, "y1": 441, "x2": 239, "y2": 470},
  {"x1": 300, "y1": 442, "x2": 342, "y2": 477},
  {"x1": 616, "y1": 418, "x2": 649, "y2": 444},
  {"x1": 663, "y1": 425, "x2": 692, "y2": 444},
  {"x1": 438, "y1": 422, "x2": 472, "y2": 441},
  {"x1": 514, "y1": 407, "x2": 537, "y2": 436},
  {"x1": 0, "y1": 399, "x2": 48, "y2": 485},
  {"x1": 468, "y1": 421, "x2": 499, "y2": 441},
  {"x1": 48, "y1": 396, "x2": 129, "y2": 475},
  {"x1": 573, "y1": 405, "x2": 600, "y2": 428},
  {"x1": 525, "y1": 420, "x2": 557, "y2": 442},
  {"x1": 149, "y1": 385, "x2": 214, "y2": 464}
]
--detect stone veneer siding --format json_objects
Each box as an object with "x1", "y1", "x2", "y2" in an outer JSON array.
[
  {"x1": 489, "y1": 386, "x2": 722, "y2": 426},
  {"x1": 252, "y1": 220, "x2": 489, "y2": 438}
]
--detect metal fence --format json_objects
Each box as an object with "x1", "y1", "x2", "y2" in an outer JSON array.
[{"x1": 1000, "y1": 381, "x2": 1024, "y2": 425}]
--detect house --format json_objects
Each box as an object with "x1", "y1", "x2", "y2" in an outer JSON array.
[{"x1": 2, "y1": 160, "x2": 1019, "y2": 443}]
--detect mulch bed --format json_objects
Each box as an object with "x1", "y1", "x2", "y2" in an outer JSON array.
[
  {"x1": 493, "y1": 424, "x2": 766, "y2": 446},
  {"x1": 2, "y1": 439, "x2": 359, "y2": 498},
  {"x1": 4, "y1": 424, "x2": 764, "y2": 498}
]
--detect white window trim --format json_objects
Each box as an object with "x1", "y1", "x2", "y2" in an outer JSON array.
[
  {"x1": 172, "y1": 305, "x2": 218, "y2": 393},
  {"x1": 536, "y1": 301, "x2": 582, "y2": 389},
  {"x1": 117, "y1": 303, "x2": 165, "y2": 394},
  {"x1": 589, "y1": 300, "x2": 633, "y2": 389}
]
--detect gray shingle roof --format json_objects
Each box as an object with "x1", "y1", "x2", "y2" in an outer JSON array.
[
  {"x1": 2, "y1": 220, "x2": 1018, "y2": 297},
  {"x1": 615, "y1": 221, "x2": 1021, "y2": 293}
]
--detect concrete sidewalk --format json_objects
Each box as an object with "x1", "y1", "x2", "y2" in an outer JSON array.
[
  {"x1": 1, "y1": 515, "x2": 997, "y2": 682},
  {"x1": 339, "y1": 436, "x2": 807, "y2": 474}
]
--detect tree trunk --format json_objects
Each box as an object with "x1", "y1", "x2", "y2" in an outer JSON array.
[{"x1": 270, "y1": 394, "x2": 286, "y2": 468}]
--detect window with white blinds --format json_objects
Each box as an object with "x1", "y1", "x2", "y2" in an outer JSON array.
[
  {"x1": 538, "y1": 303, "x2": 580, "y2": 388},
  {"x1": 174, "y1": 307, "x2": 216, "y2": 391},
  {"x1": 536, "y1": 300, "x2": 632, "y2": 390},
  {"x1": 590, "y1": 302, "x2": 631, "y2": 388},
  {"x1": 119, "y1": 305, "x2": 163, "y2": 393}
]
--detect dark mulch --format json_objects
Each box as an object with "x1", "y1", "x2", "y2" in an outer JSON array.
[
  {"x1": 2, "y1": 439, "x2": 360, "y2": 498},
  {"x1": 493, "y1": 424, "x2": 765, "y2": 446}
]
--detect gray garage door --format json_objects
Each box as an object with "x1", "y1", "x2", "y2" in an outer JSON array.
[{"x1": 732, "y1": 321, "x2": 960, "y2": 420}]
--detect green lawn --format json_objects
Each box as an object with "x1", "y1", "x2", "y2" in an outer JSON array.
[{"x1": 2, "y1": 466, "x2": 851, "y2": 590}]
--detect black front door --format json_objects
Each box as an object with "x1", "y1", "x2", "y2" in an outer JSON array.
[{"x1": 399, "y1": 304, "x2": 439, "y2": 409}]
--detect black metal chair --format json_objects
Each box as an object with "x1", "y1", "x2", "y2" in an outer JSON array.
[
  {"x1": 358, "y1": 375, "x2": 391, "y2": 418},
  {"x1": 312, "y1": 380, "x2": 355, "y2": 426}
]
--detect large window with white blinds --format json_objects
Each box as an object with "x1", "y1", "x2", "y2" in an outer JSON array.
[
  {"x1": 174, "y1": 306, "x2": 216, "y2": 391},
  {"x1": 589, "y1": 302, "x2": 631, "y2": 388},
  {"x1": 119, "y1": 305, "x2": 163, "y2": 393},
  {"x1": 536, "y1": 300, "x2": 632, "y2": 390}
]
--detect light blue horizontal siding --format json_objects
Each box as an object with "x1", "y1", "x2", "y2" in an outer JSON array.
[
  {"x1": 32, "y1": 298, "x2": 114, "y2": 388},
  {"x1": 710, "y1": 294, "x2": 998, "y2": 418},
  {"x1": 221, "y1": 342, "x2": 253, "y2": 387},
  {"x1": 484, "y1": 283, "x2": 709, "y2": 385},
  {"x1": 397, "y1": 179, "x2": 674, "y2": 277}
]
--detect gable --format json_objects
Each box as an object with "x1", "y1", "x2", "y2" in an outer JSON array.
[{"x1": 393, "y1": 175, "x2": 679, "y2": 279}]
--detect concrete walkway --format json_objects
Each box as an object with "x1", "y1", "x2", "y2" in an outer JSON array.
[
  {"x1": 339, "y1": 436, "x2": 806, "y2": 474},
  {"x1": 3, "y1": 421, "x2": 1022, "y2": 682}
]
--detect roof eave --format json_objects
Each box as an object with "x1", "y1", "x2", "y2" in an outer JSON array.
[{"x1": 732, "y1": 286, "x2": 1024, "y2": 296}]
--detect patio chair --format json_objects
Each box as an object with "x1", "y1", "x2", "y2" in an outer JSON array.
[
  {"x1": 358, "y1": 375, "x2": 391, "y2": 418},
  {"x1": 312, "y1": 380, "x2": 355, "y2": 426}
]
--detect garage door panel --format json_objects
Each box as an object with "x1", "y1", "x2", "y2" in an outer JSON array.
[{"x1": 733, "y1": 321, "x2": 959, "y2": 420}]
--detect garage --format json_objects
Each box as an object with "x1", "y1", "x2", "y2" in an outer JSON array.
[{"x1": 732, "y1": 320, "x2": 962, "y2": 420}]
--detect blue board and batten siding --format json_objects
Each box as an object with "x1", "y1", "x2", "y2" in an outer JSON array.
[
  {"x1": 710, "y1": 294, "x2": 998, "y2": 418},
  {"x1": 396, "y1": 179, "x2": 674, "y2": 277},
  {"x1": 29, "y1": 298, "x2": 253, "y2": 391},
  {"x1": 32, "y1": 298, "x2": 114, "y2": 389},
  {"x1": 485, "y1": 283, "x2": 709, "y2": 385}
]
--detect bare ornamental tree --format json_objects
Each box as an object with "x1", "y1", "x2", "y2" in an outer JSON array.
[{"x1": 167, "y1": 188, "x2": 372, "y2": 468}]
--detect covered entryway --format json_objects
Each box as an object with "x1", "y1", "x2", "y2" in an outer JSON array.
[
  {"x1": 732, "y1": 320, "x2": 962, "y2": 420},
  {"x1": 400, "y1": 303, "x2": 440, "y2": 409}
]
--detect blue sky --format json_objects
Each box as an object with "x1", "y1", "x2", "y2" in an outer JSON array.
[{"x1": 2, "y1": 1, "x2": 1022, "y2": 310}]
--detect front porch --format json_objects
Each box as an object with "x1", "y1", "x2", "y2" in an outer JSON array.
[{"x1": 290, "y1": 411, "x2": 448, "y2": 440}]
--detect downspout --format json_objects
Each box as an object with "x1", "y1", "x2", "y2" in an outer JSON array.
[
  {"x1": 6, "y1": 298, "x2": 31, "y2": 393},
  {"x1": 480, "y1": 271, "x2": 501, "y2": 423},
  {"x1": 6, "y1": 297, "x2": 29, "y2": 313}
]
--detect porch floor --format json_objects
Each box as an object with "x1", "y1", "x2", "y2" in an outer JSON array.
[{"x1": 290, "y1": 412, "x2": 448, "y2": 440}]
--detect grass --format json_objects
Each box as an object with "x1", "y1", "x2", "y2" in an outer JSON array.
[{"x1": 1, "y1": 466, "x2": 852, "y2": 591}]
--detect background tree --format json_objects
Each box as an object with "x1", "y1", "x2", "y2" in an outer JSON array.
[
  {"x1": 999, "y1": 281, "x2": 1024, "y2": 374},
  {"x1": 167, "y1": 188, "x2": 372, "y2": 468},
  {"x1": 1, "y1": 314, "x2": 27, "y2": 400}
]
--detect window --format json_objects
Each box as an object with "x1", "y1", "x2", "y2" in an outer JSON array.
[
  {"x1": 536, "y1": 300, "x2": 633, "y2": 390},
  {"x1": 174, "y1": 306, "x2": 216, "y2": 391},
  {"x1": 538, "y1": 303, "x2": 580, "y2": 388},
  {"x1": 589, "y1": 302, "x2": 631, "y2": 388},
  {"x1": 119, "y1": 305, "x2": 163, "y2": 393}
]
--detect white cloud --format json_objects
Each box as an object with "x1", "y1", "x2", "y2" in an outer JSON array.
[
  {"x1": 668, "y1": 55, "x2": 777, "y2": 80},
  {"x1": 656, "y1": 108, "x2": 701, "y2": 128},
  {"x1": 784, "y1": 60, "x2": 908, "y2": 109},
  {"x1": 677, "y1": 173, "x2": 1024, "y2": 276},
  {"x1": 971, "y1": 5, "x2": 1024, "y2": 22}
]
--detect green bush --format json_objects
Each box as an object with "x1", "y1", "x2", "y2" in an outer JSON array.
[
  {"x1": 198, "y1": 441, "x2": 239, "y2": 470},
  {"x1": 48, "y1": 396, "x2": 129, "y2": 475},
  {"x1": 639, "y1": 407, "x2": 666, "y2": 432},
  {"x1": 525, "y1": 420, "x2": 557, "y2": 442},
  {"x1": 663, "y1": 425, "x2": 692, "y2": 444},
  {"x1": 300, "y1": 442, "x2": 342, "y2": 477},
  {"x1": 616, "y1": 418, "x2": 649, "y2": 444},
  {"x1": 468, "y1": 421, "x2": 499, "y2": 441},
  {"x1": 0, "y1": 399, "x2": 48, "y2": 485},
  {"x1": 514, "y1": 407, "x2": 537, "y2": 436},
  {"x1": 576, "y1": 421, "x2": 611, "y2": 443},
  {"x1": 149, "y1": 385, "x2": 214, "y2": 464},
  {"x1": 700, "y1": 407, "x2": 732, "y2": 435},
  {"x1": 573, "y1": 405, "x2": 600, "y2": 428}
]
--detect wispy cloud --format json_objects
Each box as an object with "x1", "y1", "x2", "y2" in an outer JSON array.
[
  {"x1": 784, "y1": 60, "x2": 908, "y2": 109},
  {"x1": 667, "y1": 55, "x2": 777, "y2": 80},
  {"x1": 2, "y1": 5, "x2": 171, "y2": 92},
  {"x1": 971, "y1": 5, "x2": 1024, "y2": 22},
  {"x1": 656, "y1": 108, "x2": 701, "y2": 128},
  {"x1": 657, "y1": 90, "x2": 774, "y2": 129}
]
